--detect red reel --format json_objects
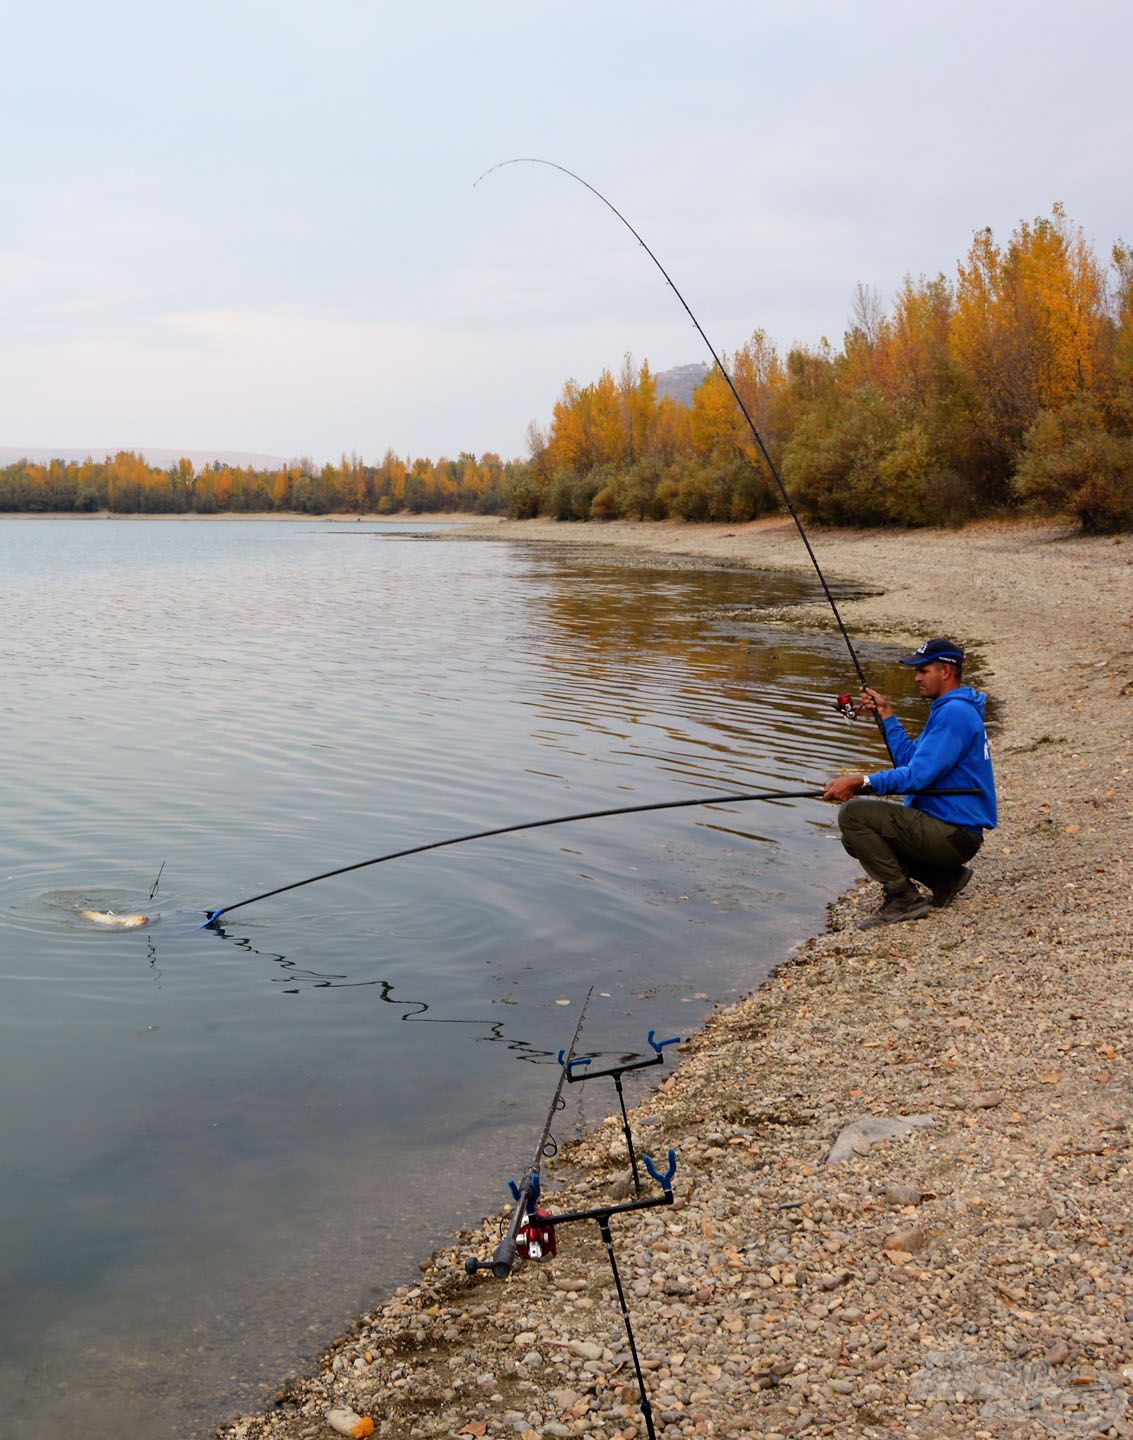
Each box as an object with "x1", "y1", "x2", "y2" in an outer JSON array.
[{"x1": 515, "y1": 1209, "x2": 557, "y2": 1262}]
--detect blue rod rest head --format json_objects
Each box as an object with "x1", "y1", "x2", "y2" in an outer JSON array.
[
  {"x1": 643, "y1": 1148, "x2": 677, "y2": 1191},
  {"x1": 565, "y1": 1055, "x2": 592, "y2": 1074},
  {"x1": 509, "y1": 1171, "x2": 540, "y2": 1209},
  {"x1": 647, "y1": 1030, "x2": 680, "y2": 1055}
]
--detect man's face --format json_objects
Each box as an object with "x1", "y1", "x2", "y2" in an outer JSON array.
[{"x1": 914, "y1": 661, "x2": 954, "y2": 700}]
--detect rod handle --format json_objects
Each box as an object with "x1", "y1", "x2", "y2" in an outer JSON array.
[
  {"x1": 464, "y1": 1235, "x2": 518, "y2": 1280},
  {"x1": 489, "y1": 1236, "x2": 517, "y2": 1278}
]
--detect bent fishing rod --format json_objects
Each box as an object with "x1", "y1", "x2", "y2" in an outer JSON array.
[
  {"x1": 475, "y1": 156, "x2": 896, "y2": 764},
  {"x1": 199, "y1": 784, "x2": 977, "y2": 926}
]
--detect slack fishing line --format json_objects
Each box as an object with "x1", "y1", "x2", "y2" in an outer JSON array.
[
  {"x1": 199, "y1": 785, "x2": 975, "y2": 927},
  {"x1": 474, "y1": 155, "x2": 897, "y2": 766}
]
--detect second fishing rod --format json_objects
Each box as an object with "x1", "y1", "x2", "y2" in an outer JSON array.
[{"x1": 475, "y1": 156, "x2": 897, "y2": 767}]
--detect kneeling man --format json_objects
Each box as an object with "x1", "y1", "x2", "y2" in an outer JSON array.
[{"x1": 823, "y1": 637, "x2": 997, "y2": 928}]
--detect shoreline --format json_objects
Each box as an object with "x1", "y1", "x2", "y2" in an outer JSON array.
[
  {"x1": 0, "y1": 509, "x2": 481, "y2": 523},
  {"x1": 223, "y1": 518, "x2": 1132, "y2": 1440}
]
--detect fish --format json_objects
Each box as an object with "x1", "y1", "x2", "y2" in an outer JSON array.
[{"x1": 79, "y1": 909, "x2": 151, "y2": 929}]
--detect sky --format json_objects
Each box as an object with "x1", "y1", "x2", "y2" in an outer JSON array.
[{"x1": 2, "y1": 0, "x2": 1131, "y2": 466}]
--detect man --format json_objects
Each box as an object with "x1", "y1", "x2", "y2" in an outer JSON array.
[{"x1": 823, "y1": 637, "x2": 997, "y2": 928}]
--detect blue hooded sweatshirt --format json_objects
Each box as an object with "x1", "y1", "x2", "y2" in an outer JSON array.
[{"x1": 867, "y1": 686, "x2": 997, "y2": 830}]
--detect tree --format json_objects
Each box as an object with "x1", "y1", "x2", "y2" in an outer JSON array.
[{"x1": 952, "y1": 205, "x2": 1107, "y2": 469}]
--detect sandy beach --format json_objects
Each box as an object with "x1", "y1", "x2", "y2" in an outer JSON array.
[{"x1": 221, "y1": 516, "x2": 1133, "y2": 1440}]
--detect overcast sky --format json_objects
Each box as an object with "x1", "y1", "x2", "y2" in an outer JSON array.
[{"x1": 3, "y1": 0, "x2": 1130, "y2": 465}]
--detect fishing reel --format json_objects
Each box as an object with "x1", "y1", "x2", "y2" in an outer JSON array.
[
  {"x1": 834, "y1": 692, "x2": 864, "y2": 721},
  {"x1": 515, "y1": 1208, "x2": 557, "y2": 1262}
]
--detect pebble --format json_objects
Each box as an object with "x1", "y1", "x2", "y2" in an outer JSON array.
[
  {"x1": 883, "y1": 1225, "x2": 928, "y2": 1254},
  {"x1": 567, "y1": 1340, "x2": 604, "y2": 1361}
]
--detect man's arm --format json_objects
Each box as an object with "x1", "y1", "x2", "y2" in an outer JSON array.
[
  {"x1": 861, "y1": 687, "x2": 916, "y2": 767},
  {"x1": 823, "y1": 687, "x2": 909, "y2": 802}
]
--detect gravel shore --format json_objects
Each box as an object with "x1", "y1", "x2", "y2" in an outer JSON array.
[{"x1": 221, "y1": 517, "x2": 1133, "y2": 1440}]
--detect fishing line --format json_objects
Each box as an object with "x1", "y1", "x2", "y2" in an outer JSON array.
[
  {"x1": 199, "y1": 785, "x2": 975, "y2": 927},
  {"x1": 474, "y1": 155, "x2": 896, "y2": 764}
]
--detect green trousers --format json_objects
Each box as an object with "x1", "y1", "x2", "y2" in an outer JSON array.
[{"x1": 838, "y1": 797, "x2": 983, "y2": 895}]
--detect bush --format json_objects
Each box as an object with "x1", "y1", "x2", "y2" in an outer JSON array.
[
  {"x1": 783, "y1": 387, "x2": 901, "y2": 524},
  {"x1": 665, "y1": 459, "x2": 730, "y2": 521},
  {"x1": 1015, "y1": 403, "x2": 1133, "y2": 531},
  {"x1": 589, "y1": 484, "x2": 619, "y2": 519},
  {"x1": 507, "y1": 469, "x2": 543, "y2": 518}
]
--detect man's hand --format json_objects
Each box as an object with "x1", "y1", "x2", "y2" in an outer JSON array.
[
  {"x1": 859, "y1": 687, "x2": 894, "y2": 720},
  {"x1": 823, "y1": 775, "x2": 867, "y2": 804}
]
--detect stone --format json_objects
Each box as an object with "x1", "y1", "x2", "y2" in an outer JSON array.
[
  {"x1": 826, "y1": 1115, "x2": 935, "y2": 1164},
  {"x1": 883, "y1": 1226, "x2": 928, "y2": 1254}
]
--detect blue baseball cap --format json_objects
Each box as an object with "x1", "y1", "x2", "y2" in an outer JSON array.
[{"x1": 897, "y1": 637, "x2": 964, "y2": 667}]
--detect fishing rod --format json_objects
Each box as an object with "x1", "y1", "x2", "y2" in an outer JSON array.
[
  {"x1": 198, "y1": 784, "x2": 977, "y2": 926},
  {"x1": 466, "y1": 987, "x2": 592, "y2": 1279},
  {"x1": 475, "y1": 156, "x2": 897, "y2": 764}
]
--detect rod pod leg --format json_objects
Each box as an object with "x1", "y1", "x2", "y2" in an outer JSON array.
[
  {"x1": 597, "y1": 1215, "x2": 656, "y2": 1440},
  {"x1": 611, "y1": 1074, "x2": 642, "y2": 1196}
]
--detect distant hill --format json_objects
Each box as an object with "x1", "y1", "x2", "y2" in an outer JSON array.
[
  {"x1": 0, "y1": 445, "x2": 288, "y2": 470},
  {"x1": 653, "y1": 362, "x2": 708, "y2": 407}
]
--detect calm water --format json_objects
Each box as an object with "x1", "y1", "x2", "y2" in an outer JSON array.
[{"x1": 0, "y1": 519, "x2": 897, "y2": 1437}]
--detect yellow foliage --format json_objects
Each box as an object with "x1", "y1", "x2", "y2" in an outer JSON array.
[{"x1": 953, "y1": 205, "x2": 1107, "y2": 432}]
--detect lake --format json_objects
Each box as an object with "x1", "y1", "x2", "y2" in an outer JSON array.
[{"x1": 0, "y1": 518, "x2": 896, "y2": 1437}]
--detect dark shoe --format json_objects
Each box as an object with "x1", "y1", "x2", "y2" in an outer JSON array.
[
  {"x1": 931, "y1": 866, "x2": 972, "y2": 909},
  {"x1": 859, "y1": 885, "x2": 930, "y2": 929}
]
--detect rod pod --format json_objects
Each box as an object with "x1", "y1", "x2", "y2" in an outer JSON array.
[{"x1": 563, "y1": 1029, "x2": 681, "y2": 1195}]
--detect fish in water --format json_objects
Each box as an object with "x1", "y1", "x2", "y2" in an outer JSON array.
[{"x1": 79, "y1": 909, "x2": 151, "y2": 929}]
